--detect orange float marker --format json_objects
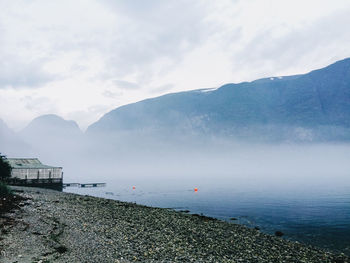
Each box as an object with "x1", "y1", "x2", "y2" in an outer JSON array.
[
  {"x1": 132, "y1": 186, "x2": 136, "y2": 190},
  {"x1": 194, "y1": 188, "x2": 198, "y2": 192}
]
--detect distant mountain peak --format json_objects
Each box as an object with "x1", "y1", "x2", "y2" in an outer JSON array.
[
  {"x1": 0, "y1": 118, "x2": 12, "y2": 135},
  {"x1": 21, "y1": 114, "x2": 82, "y2": 137},
  {"x1": 25, "y1": 114, "x2": 80, "y2": 130},
  {"x1": 30, "y1": 114, "x2": 77, "y2": 125},
  {"x1": 0, "y1": 118, "x2": 7, "y2": 127}
]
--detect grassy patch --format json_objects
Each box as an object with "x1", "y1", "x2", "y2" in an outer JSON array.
[{"x1": 0, "y1": 182, "x2": 12, "y2": 197}]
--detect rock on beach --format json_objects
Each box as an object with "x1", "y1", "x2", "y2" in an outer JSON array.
[{"x1": 0, "y1": 186, "x2": 349, "y2": 263}]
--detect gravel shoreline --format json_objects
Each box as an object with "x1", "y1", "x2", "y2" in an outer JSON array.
[{"x1": 0, "y1": 186, "x2": 348, "y2": 263}]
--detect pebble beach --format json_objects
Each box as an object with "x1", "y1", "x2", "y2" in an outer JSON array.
[{"x1": 0, "y1": 186, "x2": 349, "y2": 263}]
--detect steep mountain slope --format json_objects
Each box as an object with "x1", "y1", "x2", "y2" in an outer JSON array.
[
  {"x1": 87, "y1": 58, "x2": 350, "y2": 142},
  {"x1": 0, "y1": 119, "x2": 15, "y2": 141}
]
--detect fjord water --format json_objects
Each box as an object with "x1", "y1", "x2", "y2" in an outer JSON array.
[{"x1": 64, "y1": 143, "x2": 350, "y2": 255}]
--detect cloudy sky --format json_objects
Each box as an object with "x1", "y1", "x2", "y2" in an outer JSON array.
[{"x1": 1, "y1": 0, "x2": 350, "y2": 130}]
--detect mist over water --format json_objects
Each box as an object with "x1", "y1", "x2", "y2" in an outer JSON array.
[
  {"x1": 3, "y1": 114, "x2": 350, "y2": 253},
  {"x1": 60, "y1": 141, "x2": 350, "y2": 254}
]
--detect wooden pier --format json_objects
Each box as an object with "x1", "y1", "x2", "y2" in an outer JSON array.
[{"x1": 63, "y1": 183, "x2": 106, "y2": 188}]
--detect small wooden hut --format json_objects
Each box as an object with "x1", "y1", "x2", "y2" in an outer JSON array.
[{"x1": 7, "y1": 158, "x2": 63, "y2": 190}]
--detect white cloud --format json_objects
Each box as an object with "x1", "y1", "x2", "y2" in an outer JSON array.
[{"x1": 1, "y1": 0, "x2": 350, "y2": 130}]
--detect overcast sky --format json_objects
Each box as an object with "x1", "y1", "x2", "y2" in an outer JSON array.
[{"x1": 1, "y1": 0, "x2": 350, "y2": 131}]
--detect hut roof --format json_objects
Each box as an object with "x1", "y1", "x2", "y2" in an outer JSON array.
[{"x1": 7, "y1": 158, "x2": 61, "y2": 169}]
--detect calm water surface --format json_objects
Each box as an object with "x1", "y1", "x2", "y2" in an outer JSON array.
[{"x1": 64, "y1": 173, "x2": 350, "y2": 255}]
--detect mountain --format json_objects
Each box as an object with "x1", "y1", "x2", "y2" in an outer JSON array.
[
  {"x1": 87, "y1": 58, "x2": 350, "y2": 142},
  {"x1": 20, "y1": 114, "x2": 83, "y2": 154},
  {"x1": 0, "y1": 119, "x2": 31, "y2": 156},
  {"x1": 0, "y1": 119, "x2": 15, "y2": 140},
  {"x1": 8, "y1": 115, "x2": 87, "y2": 180},
  {"x1": 21, "y1": 114, "x2": 82, "y2": 138}
]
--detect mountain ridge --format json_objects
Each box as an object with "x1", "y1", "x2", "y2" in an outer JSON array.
[
  {"x1": 6, "y1": 58, "x2": 350, "y2": 143},
  {"x1": 86, "y1": 57, "x2": 350, "y2": 142}
]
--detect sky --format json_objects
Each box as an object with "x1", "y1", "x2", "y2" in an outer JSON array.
[{"x1": 1, "y1": 0, "x2": 350, "y2": 131}]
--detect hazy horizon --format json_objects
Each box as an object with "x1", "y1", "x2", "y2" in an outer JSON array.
[
  {"x1": 2, "y1": 56, "x2": 349, "y2": 133},
  {"x1": 1, "y1": 0, "x2": 350, "y2": 130}
]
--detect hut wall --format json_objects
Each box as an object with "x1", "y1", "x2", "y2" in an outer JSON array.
[{"x1": 11, "y1": 168, "x2": 62, "y2": 180}]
